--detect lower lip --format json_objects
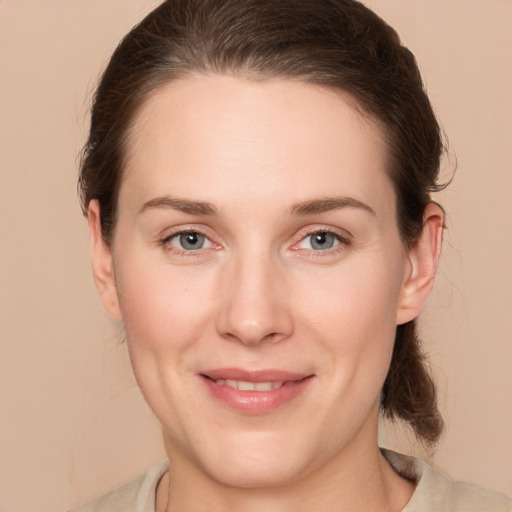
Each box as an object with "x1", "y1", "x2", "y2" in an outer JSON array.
[{"x1": 201, "y1": 376, "x2": 313, "y2": 414}]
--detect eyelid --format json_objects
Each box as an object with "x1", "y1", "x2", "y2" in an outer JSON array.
[
  {"x1": 169, "y1": 231, "x2": 212, "y2": 250},
  {"x1": 159, "y1": 226, "x2": 221, "y2": 256},
  {"x1": 162, "y1": 227, "x2": 209, "y2": 240},
  {"x1": 290, "y1": 226, "x2": 352, "y2": 253}
]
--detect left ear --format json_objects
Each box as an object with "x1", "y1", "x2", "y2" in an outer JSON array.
[{"x1": 396, "y1": 202, "x2": 444, "y2": 325}]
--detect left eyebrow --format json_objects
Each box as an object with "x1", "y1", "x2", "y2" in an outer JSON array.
[{"x1": 289, "y1": 196, "x2": 376, "y2": 216}]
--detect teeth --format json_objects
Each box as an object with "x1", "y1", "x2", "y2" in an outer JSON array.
[
  {"x1": 219, "y1": 379, "x2": 283, "y2": 391},
  {"x1": 237, "y1": 380, "x2": 254, "y2": 391},
  {"x1": 255, "y1": 382, "x2": 274, "y2": 391}
]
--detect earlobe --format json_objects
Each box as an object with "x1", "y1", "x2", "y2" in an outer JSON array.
[
  {"x1": 396, "y1": 203, "x2": 444, "y2": 325},
  {"x1": 88, "y1": 200, "x2": 122, "y2": 321}
]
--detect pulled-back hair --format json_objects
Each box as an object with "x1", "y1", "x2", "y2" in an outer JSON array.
[{"x1": 79, "y1": 0, "x2": 445, "y2": 445}]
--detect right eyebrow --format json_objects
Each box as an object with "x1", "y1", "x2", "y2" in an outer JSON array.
[{"x1": 138, "y1": 195, "x2": 219, "y2": 216}]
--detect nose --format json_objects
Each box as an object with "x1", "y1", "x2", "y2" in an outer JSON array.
[{"x1": 215, "y1": 251, "x2": 293, "y2": 346}]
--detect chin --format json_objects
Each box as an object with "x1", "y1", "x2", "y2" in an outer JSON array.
[
  {"x1": 204, "y1": 452, "x2": 310, "y2": 489},
  {"x1": 177, "y1": 427, "x2": 321, "y2": 489}
]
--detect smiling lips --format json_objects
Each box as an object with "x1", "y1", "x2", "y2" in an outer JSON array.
[{"x1": 200, "y1": 368, "x2": 313, "y2": 414}]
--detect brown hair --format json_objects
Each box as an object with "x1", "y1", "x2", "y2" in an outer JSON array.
[{"x1": 79, "y1": 0, "x2": 445, "y2": 445}]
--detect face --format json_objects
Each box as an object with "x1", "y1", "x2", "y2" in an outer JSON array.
[{"x1": 91, "y1": 75, "x2": 436, "y2": 488}]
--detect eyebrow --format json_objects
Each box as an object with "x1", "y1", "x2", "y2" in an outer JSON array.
[
  {"x1": 138, "y1": 196, "x2": 219, "y2": 216},
  {"x1": 289, "y1": 196, "x2": 376, "y2": 216},
  {"x1": 138, "y1": 194, "x2": 375, "y2": 217}
]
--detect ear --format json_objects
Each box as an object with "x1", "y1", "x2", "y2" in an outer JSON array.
[
  {"x1": 396, "y1": 202, "x2": 444, "y2": 325},
  {"x1": 88, "y1": 200, "x2": 122, "y2": 321}
]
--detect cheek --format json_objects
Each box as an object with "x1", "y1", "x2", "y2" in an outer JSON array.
[
  {"x1": 113, "y1": 262, "x2": 217, "y2": 425},
  {"x1": 116, "y1": 263, "x2": 213, "y2": 349},
  {"x1": 112, "y1": 259, "x2": 220, "y2": 413},
  {"x1": 293, "y1": 256, "x2": 404, "y2": 391},
  {"x1": 275, "y1": 261, "x2": 404, "y2": 454},
  {"x1": 295, "y1": 257, "x2": 404, "y2": 339}
]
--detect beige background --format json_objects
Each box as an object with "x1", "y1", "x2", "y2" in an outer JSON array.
[{"x1": 1, "y1": 1, "x2": 511, "y2": 511}]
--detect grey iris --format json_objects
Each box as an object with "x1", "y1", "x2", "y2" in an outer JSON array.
[
  {"x1": 180, "y1": 232, "x2": 205, "y2": 250},
  {"x1": 311, "y1": 232, "x2": 336, "y2": 250}
]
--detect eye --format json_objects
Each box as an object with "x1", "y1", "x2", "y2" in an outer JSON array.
[
  {"x1": 167, "y1": 231, "x2": 212, "y2": 251},
  {"x1": 297, "y1": 231, "x2": 344, "y2": 251}
]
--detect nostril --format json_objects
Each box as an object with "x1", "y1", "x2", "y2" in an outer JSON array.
[{"x1": 215, "y1": 286, "x2": 294, "y2": 346}]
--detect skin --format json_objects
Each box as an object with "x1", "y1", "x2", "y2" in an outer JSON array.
[{"x1": 89, "y1": 75, "x2": 443, "y2": 512}]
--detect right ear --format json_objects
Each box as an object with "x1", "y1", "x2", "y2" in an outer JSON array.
[{"x1": 88, "y1": 200, "x2": 122, "y2": 320}]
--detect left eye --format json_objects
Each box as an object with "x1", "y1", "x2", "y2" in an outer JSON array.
[
  {"x1": 168, "y1": 232, "x2": 211, "y2": 251},
  {"x1": 298, "y1": 231, "x2": 341, "y2": 251}
]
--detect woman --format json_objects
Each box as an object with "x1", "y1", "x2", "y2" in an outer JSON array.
[{"x1": 70, "y1": 0, "x2": 511, "y2": 510}]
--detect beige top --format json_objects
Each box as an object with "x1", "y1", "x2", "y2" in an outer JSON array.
[{"x1": 68, "y1": 450, "x2": 511, "y2": 512}]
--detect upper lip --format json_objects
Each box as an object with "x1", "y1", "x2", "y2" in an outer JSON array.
[{"x1": 201, "y1": 368, "x2": 311, "y2": 382}]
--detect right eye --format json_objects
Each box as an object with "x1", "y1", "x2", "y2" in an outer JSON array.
[{"x1": 165, "y1": 231, "x2": 212, "y2": 251}]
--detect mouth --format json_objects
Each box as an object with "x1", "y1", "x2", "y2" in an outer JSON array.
[{"x1": 199, "y1": 368, "x2": 314, "y2": 414}]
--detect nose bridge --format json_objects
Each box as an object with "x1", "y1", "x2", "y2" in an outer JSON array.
[{"x1": 216, "y1": 244, "x2": 292, "y2": 346}]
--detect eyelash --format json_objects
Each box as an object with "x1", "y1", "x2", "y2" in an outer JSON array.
[
  {"x1": 160, "y1": 229, "x2": 216, "y2": 257},
  {"x1": 159, "y1": 227, "x2": 351, "y2": 257},
  {"x1": 292, "y1": 228, "x2": 351, "y2": 256}
]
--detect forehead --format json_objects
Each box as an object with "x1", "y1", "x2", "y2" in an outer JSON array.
[{"x1": 120, "y1": 75, "x2": 393, "y2": 215}]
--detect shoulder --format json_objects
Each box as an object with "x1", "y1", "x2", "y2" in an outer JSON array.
[
  {"x1": 447, "y1": 480, "x2": 512, "y2": 512},
  {"x1": 381, "y1": 449, "x2": 512, "y2": 512},
  {"x1": 66, "y1": 460, "x2": 169, "y2": 512}
]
